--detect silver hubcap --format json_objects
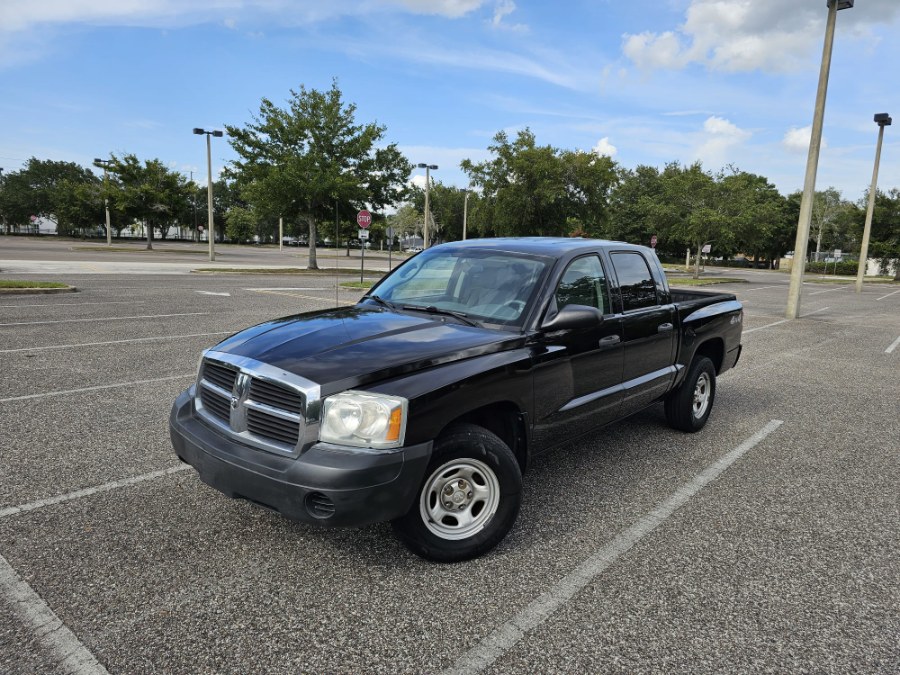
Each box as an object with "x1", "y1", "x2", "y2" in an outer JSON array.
[
  {"x1": 692, "y1": 372, "x2": 711, "y2": 419},
  {"x1": 419, "y1": 458, "x2": 500, "y2": 540}
]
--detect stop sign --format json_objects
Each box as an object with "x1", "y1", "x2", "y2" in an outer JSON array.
[{"x1": 357, "y1": 210, "x2": 372, "y2": 229}]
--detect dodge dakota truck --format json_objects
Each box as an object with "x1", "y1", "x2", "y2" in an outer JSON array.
[{"x1": 170, "y1": 238, "x2": 743, "y2": 561}]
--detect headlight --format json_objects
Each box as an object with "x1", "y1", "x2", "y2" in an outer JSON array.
[{"x1": 319, "y1": 391, "x2": 408, "y2": 450}]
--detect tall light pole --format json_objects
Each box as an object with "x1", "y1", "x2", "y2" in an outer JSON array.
[
  {"x1": 463, "y1": 187, "x2": 471, "y2": 240},
  {"x1": 93, "y1": 158, "x2": 113, "y2": 246},
  {"x1": 416, "y1": 163, "x2": 438, "y2": 248},
  {"x1": 193, "y1": 128, "x2": 223, "y2": 262},
  {"x1": 856, "y1": 113, "x2": 892, "y2": 293},
  {"x1": 785, "y1": 0, "x2": 853, "y2": 319}
]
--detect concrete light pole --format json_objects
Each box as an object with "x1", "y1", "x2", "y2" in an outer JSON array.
[
  {"x1": 193, "y1": 128, "x2": 223, "y2": 262},
  {"x1": 93, "y1": 158, "x2": 113, "y2": 246},
  {"x1": 856, "y1": 113, "x2": 892, "y2": 293},
  {"x1": 416, "y1": 163, "x2": 438, "y2": 248},
  {"x1": 785, "y1": 0, "x2": 853, "y2": 319}
]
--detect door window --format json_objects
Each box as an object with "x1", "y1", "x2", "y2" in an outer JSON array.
[
  {"x1": 555, "y1": 256, "x2": 608, "y2": 314},
  {"x1": 610, "y1": 252, "x2": 658, "y2": 311}
]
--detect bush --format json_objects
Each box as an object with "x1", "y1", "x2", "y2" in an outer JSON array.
[{"x1": 806, "y1": 261, "x2": 858, "y2": 275}]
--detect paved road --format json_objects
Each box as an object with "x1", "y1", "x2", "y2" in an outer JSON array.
[
  {"x1": 0, "y1": 236, "x2": 401, "y2": 274},
  {"x1": 1, "y1": 244, "x2": 898, "y2": 673}
]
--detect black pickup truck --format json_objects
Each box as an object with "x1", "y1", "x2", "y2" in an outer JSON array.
[{"x1": 170, "y1": 238, "x2": 742, "y2": 561}]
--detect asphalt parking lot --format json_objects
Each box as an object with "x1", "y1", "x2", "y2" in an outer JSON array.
[{"x1": 1, "y1": 243, "x2": 899, "y2": 674}]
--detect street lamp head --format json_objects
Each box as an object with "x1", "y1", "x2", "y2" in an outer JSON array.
[
  {"x1": 193, "y1": 128, "x2": 205, "y2": 135},
  {"x1": 212, "y1": 130, "x2": 224, "y2": 138},
  {"x1": 93, "y1": 158, "x2": 103, "y2": 164},
  {"x1": 416, "y1": 163, "x2": 427, "y2": 168},
  {"x1": 828, "y1": 0, "x2": 854, "y2": 9},
  {"x1": 874, "y1": 113, "x2": 892, "y2": 127}
]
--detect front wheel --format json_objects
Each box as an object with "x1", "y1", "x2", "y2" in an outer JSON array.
[
  {"x1": 665, "y1": 356, "x2": 717, "y2": 432},
  {"x1": 392, "y1": 424, "x2": 522, "y2": 562}
]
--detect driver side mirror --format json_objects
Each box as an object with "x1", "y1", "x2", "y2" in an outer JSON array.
[{"x1": 541, "y1": 304, "x2": 603, "y2": 332}]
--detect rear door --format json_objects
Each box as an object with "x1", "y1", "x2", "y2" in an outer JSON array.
[{"x1": 607, "y1": 250, "x2": 677, "y2": 415}]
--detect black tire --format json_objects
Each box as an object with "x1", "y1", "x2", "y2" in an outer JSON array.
[
  {"x1": 392, "y1": 423, "x2": 522, "y2": 563},
  {"x1": 665, "y1": 356, "x2": 717, "y2": 432}
]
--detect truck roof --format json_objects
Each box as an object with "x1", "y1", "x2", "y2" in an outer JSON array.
[{"x1": 435, "y1": 237, "x2": 649, "y2": 257}]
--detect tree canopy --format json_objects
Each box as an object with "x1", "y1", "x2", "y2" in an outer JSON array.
[{"x1": 225, "y1": 79, "x2": 411, "y2": 268}]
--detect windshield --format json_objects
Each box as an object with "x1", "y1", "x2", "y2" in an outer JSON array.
[{"x1": 367, "y1": 247, "x2": 551, "y2": 327}]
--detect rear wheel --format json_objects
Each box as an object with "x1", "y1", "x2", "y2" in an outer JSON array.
[
  {"x1": 665, "y1": 356, "x2": 716, "y2": 432},
  {"x1": 392, "y1": 424, "x2": 522, "y2": 562}
]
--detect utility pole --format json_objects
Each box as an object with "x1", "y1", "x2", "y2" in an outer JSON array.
[{"x1": 856, "y1": 113, "x2": 892, "y2": 293}]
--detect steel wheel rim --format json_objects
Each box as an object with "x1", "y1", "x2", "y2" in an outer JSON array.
[
  {"x1": 419, "y1": 458, "x2": 500, "y2": 540},
  {"x1": 692, "y1": 372, "x2": 711, "y2": 419}
]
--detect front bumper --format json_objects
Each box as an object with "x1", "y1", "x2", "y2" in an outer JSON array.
[{"x1": 169, "y1": 388, "x2": 432, "y2": 527}]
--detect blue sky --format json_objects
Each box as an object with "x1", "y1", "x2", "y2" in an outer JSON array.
[{"x1": 1, "y1": 0, "x2": 899, "y2": 203}]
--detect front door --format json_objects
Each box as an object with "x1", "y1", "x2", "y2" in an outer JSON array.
[{"x1": 532, "y1": 255, "x2": 624, "y2": 449}]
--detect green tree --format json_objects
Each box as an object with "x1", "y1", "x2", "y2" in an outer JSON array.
[
  {"x1": 108, "y1": 154, "x2": 190, "y2": 248},
  {"x1": 657, "y1": 162, "x2": 732, "y2": 278},
  {"x1": 226, "y1": 79, "x2": 411, "y2": 269},
  {"x1": 0, "y1": 158, "x2": 97, "y2": 234},
  {"x1": 462, "y1": 129, "x2": 567, "y2": 237},
  {"x1": 868, "y1": 187, "x2": 900, "y2": 278},
  {"x1": 607, "y1": 165, "x2": 665, "y2": 250}
]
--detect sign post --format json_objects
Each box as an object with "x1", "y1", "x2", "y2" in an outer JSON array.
[
  {"x1": 386, "y1": 226, "x2": 395, "y2": 271},
  {"x1": 357, "y1": 211, "x2": 371, "y2": 283}
]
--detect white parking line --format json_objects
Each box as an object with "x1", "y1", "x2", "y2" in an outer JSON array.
[
  {"x1": 876, "y1": 289, "x2": 900, "y2": 301},
  {"x1": 445, "y1": 419, "x2": 784, "y2": 675},
  {"x1": 0, "y1": 301, "x2": 143, "y2": 309},
  {"x1": 743, "y1": 306, "x2": 830, "y2": 334},
  {"x1": 1, "y1": 554, "x2": 109, "y2": 674},
  {"x1": 0, "y1": 332, "x2": 233, "y2": 354},
  {"x1": 0, "y1": 374, "x2": 193, "y2": 403},
  {"x1": 741, "y1": 285, "x2": 780, "y2": 292},
  {"x1": 0, "y1": 465, "x2": 192, "y2": 519},
  {"x1": 0, "y1": 312, "x2": 210, "y2": 327},
  {"x1": 809, "y1": 285, "x2": 848, "y2": 295},
  {"x1": 886, "y1": 336, "x2": 900, "y2": 354}
]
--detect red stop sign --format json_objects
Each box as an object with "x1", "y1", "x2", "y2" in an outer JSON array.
[{"x1": 357, "y1": 210, "x2": 372, "y2": 228}]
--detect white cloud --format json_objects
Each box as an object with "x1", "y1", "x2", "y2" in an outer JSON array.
[
  {"x1": 592, "y1": 137, "x2": 617, "y2": 158},
  {"x1": 782, "y1": 125, "x2": 826, "y2": 154},
  {"x1": 694, "y1": 115, "x2": 750, "y2": 165},
  {"x1": 490, "y1": 0, "x2": 527, "y2": 33},
  {"x1": 392, "y1": 0, "x2": 483, "y2": 18},
  {"x1": 0, "y1": 0, "x2": 486, "y2": 34},
  {"x1": 622, "y1": 0, "x2": 900, "y2": 74}
]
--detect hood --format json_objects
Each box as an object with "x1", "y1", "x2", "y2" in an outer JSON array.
[{"x1": 211, "y1": 305, "x2": 521, "y2": 391}]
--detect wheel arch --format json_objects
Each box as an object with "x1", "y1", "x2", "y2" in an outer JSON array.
[
  {"x1": 438, "y1": 402, "x2": 529, "y2": 474},
  {"x1": 693, "y1": 337, "x2": 725, "y2": 373}
]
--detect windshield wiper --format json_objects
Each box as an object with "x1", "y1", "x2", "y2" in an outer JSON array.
[
  {"x1": 364, "y1": 294, "x2": 397, "y2": 310},
  {"x1": 401, "y1": 304, "x2": 482, "y2": 328}
]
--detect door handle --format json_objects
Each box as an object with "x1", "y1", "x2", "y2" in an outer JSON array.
[
  {"x1": 657, "y1": 323, "x2": 674, "y2": 333},
  {"x1": 599, "y1": 335, "x2": 621, "y2": 346}
]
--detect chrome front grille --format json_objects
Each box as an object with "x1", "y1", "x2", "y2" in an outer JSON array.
[
  {"x1": 203, "y1": 361, "x2": 237, "y2": 392},
  {"x1": 194, "y1": 351, "x2": 321, "y2": 456},
  {"x1": 249, "y1": 379, "x2": 303, "y2": 413}
]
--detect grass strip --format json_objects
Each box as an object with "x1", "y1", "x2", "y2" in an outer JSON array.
[
  {"x1": 0, "y1": 280, "x2": 70, "y2": 289},
  {"x1": 667, "y1": 277, "x2": 746, "y2": 286}
]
